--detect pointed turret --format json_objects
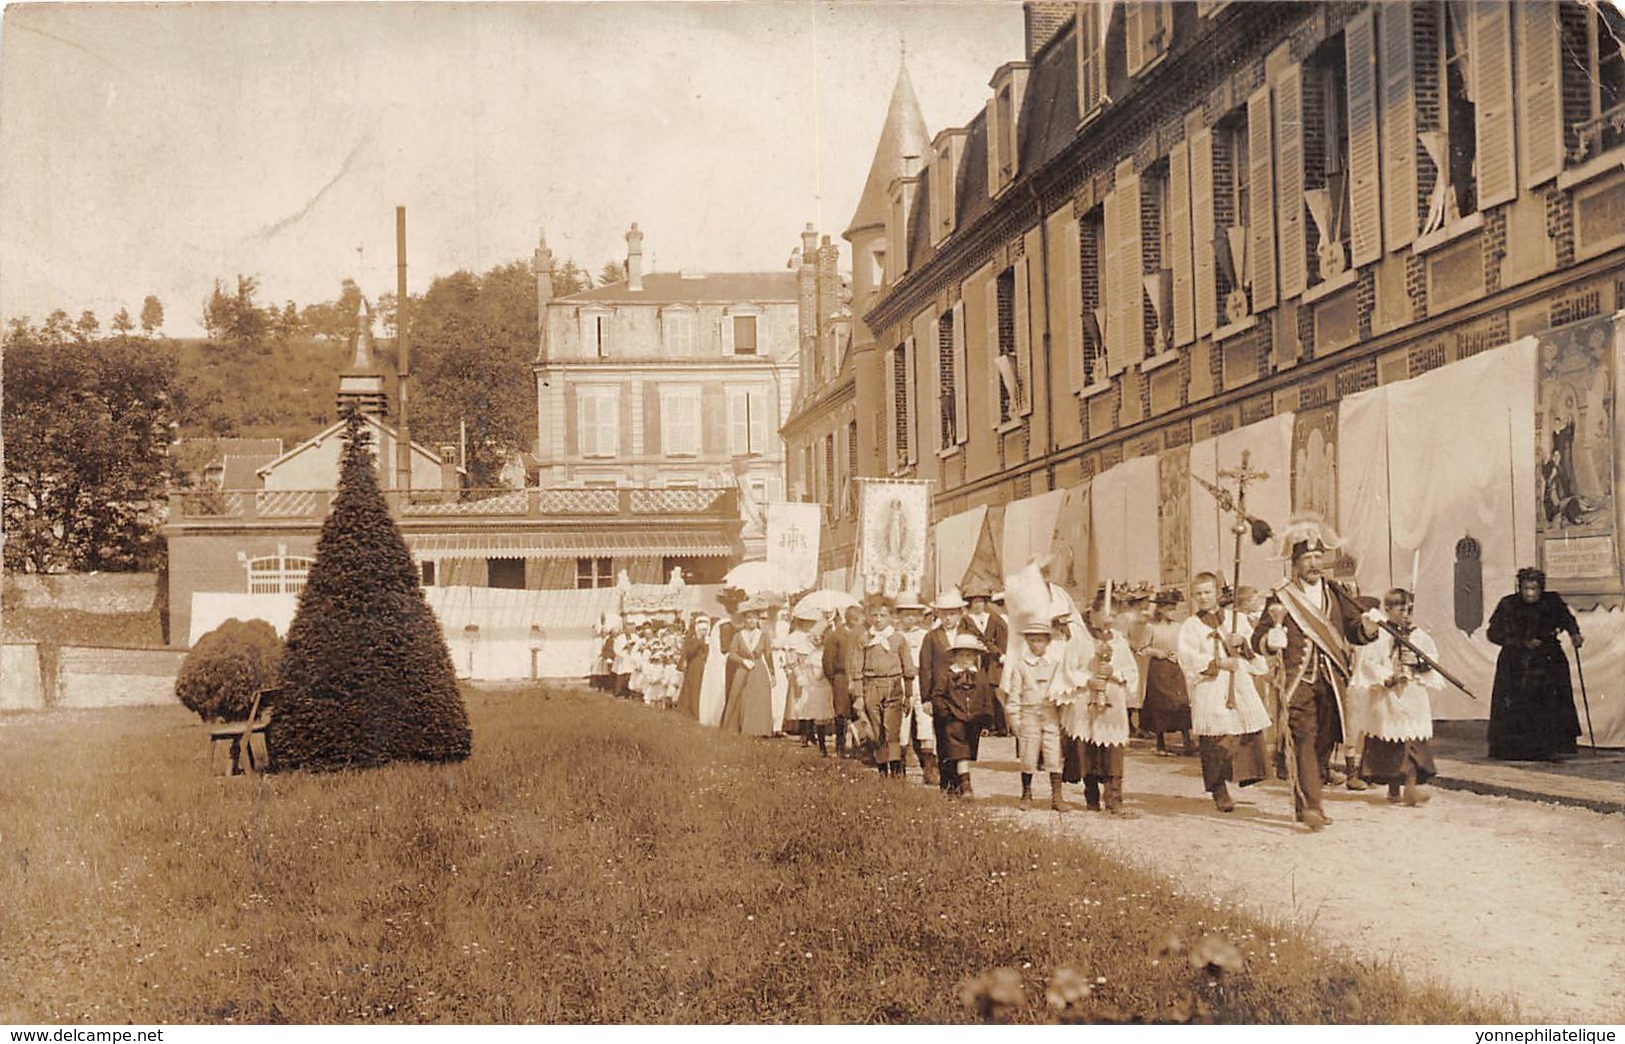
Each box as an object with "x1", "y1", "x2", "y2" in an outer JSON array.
[
  {"x1": 337, "y1": 294, "x2": 389, "y2": 417},
  {"x1": 843, "y1": 57, "x2": 929, "y2": 241},
  {"x1": 535, "y1": 227, "x2": 554, "y2": 361}
]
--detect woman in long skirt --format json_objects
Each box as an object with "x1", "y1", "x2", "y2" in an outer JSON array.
[
  {"x1": 1486, "y1": 568, "x2": 1584, "y2": 761},
  {"x1": 721, "y1": 606, "x2": 777, "y2": 737},
  {"x1": 675, "y1": 615, "x2": 712, "y2": 719},
  {"x1": 1137, "y1": 590, "x2": 1194, "y2": 755},
  {"x1": 698, "y1": 618, "x2": 728, "y2": 726}
]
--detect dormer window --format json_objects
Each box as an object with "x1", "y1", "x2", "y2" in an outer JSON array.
[
  {"x1": 1077, "y1": 1, "x2": 1110, "y2": 122},
  {"x1": 578, "y1": 306, "x2": 613, "y2": 358},
  {"x1": 886, "y1": 167, "x2": 920, "y2": 284},
  {"x1": 986, "y1": 62, "x2": 1031, "y2": 197},
  {"x1": 930, "y1": 129, "x2": 966, "y2": 245},
  {"x1": 722, "y1": 304, "x2": 764, "y2": 355},
  {"x1": 1124, "y1": 1, "x2": 1172, "y2": 77}
]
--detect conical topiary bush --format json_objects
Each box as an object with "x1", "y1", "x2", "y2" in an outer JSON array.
[{"x1": 266, "y1": 409, "x2": 471, "y2": 770}]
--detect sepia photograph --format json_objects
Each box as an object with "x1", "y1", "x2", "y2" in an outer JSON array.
[{"x1": 2, "y1": 0, "x2": 1623, "y2": 1029}]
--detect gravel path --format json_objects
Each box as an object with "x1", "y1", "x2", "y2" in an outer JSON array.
[{"x1": 959, "y1": 736, "x2": 1625, "y2": 1023}]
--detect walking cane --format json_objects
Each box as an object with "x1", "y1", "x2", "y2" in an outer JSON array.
[{"x1": 1570, "y1": 633, "x2": 1598, "y2": 755}]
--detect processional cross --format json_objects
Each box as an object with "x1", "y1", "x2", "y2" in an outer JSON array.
[{"x1": 1194, "y1": 450, "x2": 1274, "y2": 710}]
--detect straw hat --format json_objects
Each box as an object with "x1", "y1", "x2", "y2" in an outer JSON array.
[
  {"x1": 893, "y1": 592, "x2": 928, "y2": 613},
  {"x1": 932, "y1": 587, "x2": 968, "y2": 611},
  {"x1": 1021, "y1": 620, "x2": 1054, "y2": 636},
  {"x1": 950, "y1": 632, "x2": 986, "y2": 653}
]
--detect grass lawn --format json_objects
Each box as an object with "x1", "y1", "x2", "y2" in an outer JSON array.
[{"x1": 0, "y1": 685, "x2": 1503, "y2": 1024}]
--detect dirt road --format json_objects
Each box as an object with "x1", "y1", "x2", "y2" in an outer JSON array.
[{"x1": 964, "y1": 737, "x2": 1625, "y2": 1023}]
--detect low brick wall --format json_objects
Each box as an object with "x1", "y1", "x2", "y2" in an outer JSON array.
[{"x1": 4, "y1": 573, "x2": 158, "y2": 614}]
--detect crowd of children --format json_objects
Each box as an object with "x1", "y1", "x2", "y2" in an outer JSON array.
[{"x1": 589, "y1": 550, "x2": 1442, "y2": 831}]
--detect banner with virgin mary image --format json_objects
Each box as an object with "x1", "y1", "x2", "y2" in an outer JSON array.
[
  {"x1": 1536, "y1": 314, "x2": 1620, "y2": 594},
  {"x1": 856, "y1": 479, "x2": 931, "y2": 597}
]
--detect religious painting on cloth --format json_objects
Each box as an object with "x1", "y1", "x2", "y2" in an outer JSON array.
[
  {"x1": 1157, "y1": 448, "x2": 1191, "y2": 589},
  {"x1": 1535, "y1": 314, "x2": 1620, "y2": 596},
  {"x1": 856, "y1": 479, "x2": 931, "y2": 597}
]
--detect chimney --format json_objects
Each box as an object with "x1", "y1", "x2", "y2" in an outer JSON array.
[
  {"x1": 626, "y1": 222, "x2": 644, "y2": 292},
  {"x1": 801, "y1": 222, "x2": 818, "y2": 261},
  {"x1": 438, "y1": 445, "x2": 462, "y2": 491},
  {"x1": 534, "y1": 227, "x2": 553, "y2": 360}
]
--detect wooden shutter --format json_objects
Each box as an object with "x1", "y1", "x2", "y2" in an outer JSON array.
[
  {"x1": 1125, "y1": 2, "x2": 1145, "y2": 75},
  {"x1": 1274, "y1": 63, "x2": 1306, "y2": 299},
  {"x1": 1380, "y1": 2, "x2": 1417, "y2": 251},
  {"x1": 1014, "y1": 255, "x2": 1033, "y2": 415},
  {"x1": 882, "y1": 351, "x2": 897, "y2": 468},
  {"x1": 1247, "y1": 86, "x2": 1278, "y2": 312},
  {"x1": 952, "y1": 300, "x2": 969, "y2": 445},
  {"x1": 985, "y1": 277, "x2": 1001, "y2": 426},
  {"x1": 578, "y1": 391, "x2": 598, "y2": 457},
  {"x1": 1190, "y1": 125, "x2": 1217, "y2": 337},
  {"x1": 751, "y1": 388, "x2": 773, "y2": 458},
  {"x1": 729, "y1": 389, "x2": 749, "y2": 457},
  {"x1": 1052, "y1": 212, "x2": 1085, "y2": 393},
  {"x1": 645, "y1": 384, "x2": 662, "y2": 457},
  {"x1": 1169, "y1": 138, "x2": 1194, "y2": 347},
  {"x1": 903, "y1": 338, "x2": 919, "y2": 464},
  {"x1": 985, "y1": 98, "x2": 1000, "y2": 197},
  {"x1": 1473, "y1": 1, "x2": 1517, "y2": 209},
  {"x1": 1121, "y1": 163, "x2": 1143, "y2": 373},
  {"x1": 701, "y1": 382, "x2": 727, "y2": 456},
  {"x1": 1078, "y1": 1, "x2": 1103, "y2": 116},
  {"x1": 1345, "y1": 9, "x2": 1383, "y2": 266},
  {"x1": 1516, "y1": 1, "x2": 1564, "y2": 191}
]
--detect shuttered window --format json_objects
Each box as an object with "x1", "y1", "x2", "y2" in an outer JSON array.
[
  {"x1": 660, "y1": 386, "x2": 701, "y2": 457},
  {"x1": 985, "y1": 97, "x2": 1001, "y2": 198},
  {"x1": 1079, "y1": 208, "x2": 1108, "y2": 386},
  {"x1": 938, "y1": 310, "x2": 957, "y2": 451},
  {"x1": 1516, "y1": 1, "x2": 1564, "y2": 189},
  {"x1": 1169, "y1": 136, "x2": 1195, "y2": 347},
  {"x1": 1345, "y1": 9, "x2": 1383, "y2": 265},
  {"x1": 578, "y1": 387, "x2": 618, "y2": 458},
  {"x1": 1247, "y1": 86, "x2": 1277, "y2": 312},
  {"x1": 1125, "y1": 2, "x2": 1170, "y2": 77},
  {"x1": 1077, "y1": 1, "x2": 1109, "y2": 118},
  {"x1": 1380, "y1": 2, "x2": 1418, "y2": 251},
  {"x1": 1304, "y1": 37, "x2": 1353, "y2": 286},
  {"x1": 1274, "y1": 63, "x2": 1307, "y2": 299},
  {"x1": 993, "y1": 268, "x2": 1021, "y2": 423},
  {"x1": 728, "y1": 388, "x2": 772, "y2": 457}
]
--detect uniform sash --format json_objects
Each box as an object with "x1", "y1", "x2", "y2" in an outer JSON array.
[{"x1": 1274, "y1": 580, "x2": 1352, "y2": 680}]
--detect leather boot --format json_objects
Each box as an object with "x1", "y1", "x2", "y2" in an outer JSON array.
[
  {"x1": 891, "y1": 760, "x2": 905, "y2": 780},
  {"x1": 1401, "y1": 767, "x2": 1431, "y2": 806},
  {"x1": 1019, "y1": 773, "x2": 1034, "y2": 810},
  {"x1": 1105, "y1": 778, "x2": 1136, "y2": 818},
  {"x1": 1344, "y1": 754, "x2": 1369, "y2": 791},
  {"x1": 959, "y1": 772, "x2": 974, "y2": 798},
  {"x1": 922, "y1": 752, "x2": 940, "y2": 787},
  {"x1": 1050, "y1": 772, "x2": 1067, "y2": 812},
  {"x1": 1211, "y1": 782, "x2": 1235, "y2": 813},
  {"x1": 1387, "y1": 781, "x2": 1403, "y2": 804},
  {"x1": 1083, "y1": 780, "x2": 1102, "y2": 811}
]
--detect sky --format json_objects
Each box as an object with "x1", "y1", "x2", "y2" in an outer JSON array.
[{"x1": 0, "y1": 1, "x2": 1025, "y2": 337}]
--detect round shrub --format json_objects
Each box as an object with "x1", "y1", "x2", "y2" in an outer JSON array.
[{"x1": 176, "y1": 617, "x2": 282, "y2": 722}]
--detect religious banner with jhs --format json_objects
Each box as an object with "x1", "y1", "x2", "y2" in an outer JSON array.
[
  {"x1": 1536, "y1": 314, "x2": 1620, "y2": 594},
  {"x1": 856, "y1": 479, "x2": 931, "y2": 597},
  {"x1": 766, "y1": 502, "x2": 822, "y2": 592}
]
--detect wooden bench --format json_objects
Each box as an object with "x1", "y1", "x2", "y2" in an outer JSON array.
[{"x1": 208, "y1": 687, "x2": 281, "y2": 776}]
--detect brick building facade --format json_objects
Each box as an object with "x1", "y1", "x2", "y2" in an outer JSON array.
[{"x1": 844, "y1": 0, "x2": 1623, "y2": 542}]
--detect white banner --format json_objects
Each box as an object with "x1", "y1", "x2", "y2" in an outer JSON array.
[
  {"x1": 857, "y1": 479, "x2": 930, "y2": 597},
  {"x1": 766, "y1": 502, "x2": 822, "y2": 592}
]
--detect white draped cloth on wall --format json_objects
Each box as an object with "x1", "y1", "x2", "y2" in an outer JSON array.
[{"x1": 1090, "y1": 453, "x2": 1160, "y2": 585}]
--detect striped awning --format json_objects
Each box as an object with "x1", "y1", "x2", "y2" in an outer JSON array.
[{"x1": 405, "y1": 530, "x2": 736, "y2": 562}]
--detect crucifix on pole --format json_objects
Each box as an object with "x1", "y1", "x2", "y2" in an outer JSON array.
[{"x1": 1193, "y1": 450, "x2": 1274, "y2": 710}]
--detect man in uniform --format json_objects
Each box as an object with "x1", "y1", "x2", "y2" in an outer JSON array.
[{"x1": 1253, "y1": 518, "x2": 1381, "y2": 831}]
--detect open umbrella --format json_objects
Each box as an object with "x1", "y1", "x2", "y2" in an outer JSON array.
[
  {"x1": 723, "y1": 560, "x2": 797, "y2": 594},
  {"x1": 792, "y1": 589, "x2": 860, "y2": 618}
]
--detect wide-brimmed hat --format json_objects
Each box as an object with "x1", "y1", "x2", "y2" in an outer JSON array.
[
  {"x1": 1021, "y1": 620, "x2": 1054, "y2": 636},
  {"x1": 893, "y1": 592, "x2": 927, "y2": 612},
  {"x1": 962, "y1": 582, "x2": 996, "y2": 601},
  {"x1": 790, "y1": 604, "x2": 823, "y2": 623},
  {"x1": 1154, "y1": 587, "x2": 1185, "y2": 606},
  {"x1": 950, "y1": 633, "x2": 986, "y2": 653},
  {"x1": 932, "y1": 587, "x2": 968, "y2": 611}
]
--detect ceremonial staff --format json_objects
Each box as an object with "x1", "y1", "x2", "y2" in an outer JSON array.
[
  {"x1": 1320, "y1": 579, "x2": 1477, "y2": 700},
  {"x1": 1193, "y1": 452, "x2": 1274, "y2": 711}
]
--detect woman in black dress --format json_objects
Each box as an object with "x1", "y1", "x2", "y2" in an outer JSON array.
[{"x1": 1486, "y1": 568, "x2": 1584, "y2": 761}]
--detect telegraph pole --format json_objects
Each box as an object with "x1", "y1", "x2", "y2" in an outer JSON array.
[{"x1": 395, "y1": 206, "x2": 412, "y2": 493}]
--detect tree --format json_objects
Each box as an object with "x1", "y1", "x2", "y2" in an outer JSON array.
[
  {"x1": 141, "y1": 295, "x2": 164, "y2": 336},
  {"x1": 299, "y1": 278, "x2": 364, "y2": 344},
  {"x1": 266, "y1": 411, "x2": 471, "y2": 771},
  {"x1": 409, "y1": 261, "x2": 538, "y2": 486},
  {"x1": 202, "y1": 275, "x2": 270, "y2": 355},
  {"x1": 75, "y1": 310, "x2": 100, "y2": 343},
  {"x1": 598, "y1": 260, "x2": 628, "y2": 287},
  {"x1": 2, "y1": 319, "x2": 181, "y2": 572},
  {"x1": 111, "y1": 307, "x2": 134, "y2": 337}
]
